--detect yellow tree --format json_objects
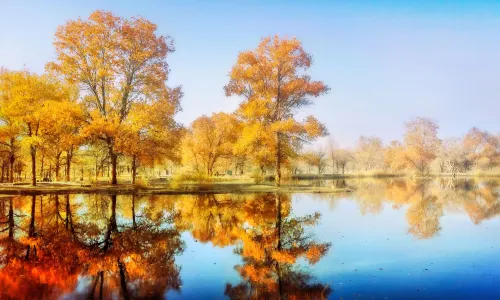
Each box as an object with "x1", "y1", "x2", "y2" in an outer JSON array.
[
  {"x1": 463, "y1": 127, "x2": 500, "y2": 170},
  {"x1": 225, "y1": 36, "x2": 329, "y2": 186},
  {"x1": 302, "y1": 149, "x2": 328, "y2": 174},
  {"x1": 0, "y1": 123, "x2": 21, "y2": 183},
  {"x1": 181, "y1": 112, "x2": 240, "y2": 176},
  {"x1": 403, "y1": 117, "x2": 440, "y2": 174},
  {"x1": 48, "y1": 10, "x2": 174, "y2": 184},
  {"x1": 355, "y1": 136, "x2": 384, "y2": 171},
  {"x1": 0, "y1": 70, "x2": 69, "y2": 185},
  {"x1": 40, "y1": 91, "x2": 84, "y2": 181},
  {"x1": 116, "y1": 86, "x2": 183, "y2": 183},
  {"x1": 384, "y1": 140, "x2": 408, "y2": 173}
]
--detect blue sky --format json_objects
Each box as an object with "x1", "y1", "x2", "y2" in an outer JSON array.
[{"x1": 1, "y1": 0, "x2": 499, "y2": 146}]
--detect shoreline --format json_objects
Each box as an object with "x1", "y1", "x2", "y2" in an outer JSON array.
[
  {"x1": 1, "y1": 173, "x2": 497, "y2": 195},
  {"x1": 291, "y1": 173, "x2": 500, "y2": 180},
  {"x1": 0, "y1": 182, "x2": 353, "y2": 195}
]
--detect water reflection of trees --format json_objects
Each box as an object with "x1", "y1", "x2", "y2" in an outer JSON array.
[
  {"x1": 0, "y1": 194, "x2": 185, "y2": 299},
  {"x1": 315, "y1": 178, "x2": 500, "y2": 239},
  {"x1": 224, "y1": 193, "x2": 332, "y2": 299},
  {"x1": 172, "y1": 193, "x2": 332, "y2": 299},
  {"x1": 0, "y1": 192, "x2": 332, "y2": 299}
]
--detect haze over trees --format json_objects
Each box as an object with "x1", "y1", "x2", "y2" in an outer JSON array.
[{"x1": 0, "y1": 10, "x2": 499, "y2": 186}]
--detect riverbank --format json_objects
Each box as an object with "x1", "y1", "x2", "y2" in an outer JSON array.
[{"x1": 0, "y1": 182, "x2": 353, "y2": 195}]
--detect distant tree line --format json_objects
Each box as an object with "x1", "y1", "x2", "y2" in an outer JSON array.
[{"x1": 301, "y1": 118, "x2": 500, "y2": 176}]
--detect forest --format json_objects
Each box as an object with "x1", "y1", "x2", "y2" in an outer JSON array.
[{"x1": 0, "y1": 10, "x2": 499, "y2": 188}]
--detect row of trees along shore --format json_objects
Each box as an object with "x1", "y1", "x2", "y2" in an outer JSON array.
[
  {"x1": 302, "y1": 120, "x2": 500, "y2": 177},
  {"x1": 1, "y1": 11, "x2": 499, "y2": 187}
]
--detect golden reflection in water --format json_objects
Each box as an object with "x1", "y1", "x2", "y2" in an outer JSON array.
[
  {"x1": 313, "y1": 178, "x2": 500, "y2": 239},
  {"x1": 172, "y1": 193, "x2": 333, "y2": 299},
  {"x1": 0, "y1": 194, "x2": 184, "y2": 299},
  {"x1": 0, "y1": 179, "x2": 498, "y2": 299},
  {"x1": 0, "y1": 193, "x2": 332, "y2": 299}
]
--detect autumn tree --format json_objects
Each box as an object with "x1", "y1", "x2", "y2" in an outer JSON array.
[
  {"x1": 0, "y1": 122, "x2": 20, "y2": 183},
  {"x1": 403, "y1": 117, "x2": 441, "y2": 174},
  {"x1": 48, "y1": 10, "x2": 174, "y2": 184},
  {"x1": 463, "y1": 127, "x2": 499, "y2": 170},
  {"x1": 302, "y1": 149, "x2": 328, "y2": 174},
  {"x1": 436, "y1": 138, "x2": 466, "y2": 175},
  {"x1": 384, "y1": 140, "x2": 408, "y2": 173},
  {"x1": 39, "y1": 92, "x2": 84, "y2": 181},
  {"x1": 225, "y1": 36, "x2": 329, "y2": 186},
  {"x1": 117, "y1": 86, "x2": 183, "y2": 183},
  {"x1": 181, "y1": 112, "x2": 240, "y2": 176},
  {"x1": 332, "y1": 149, "x2": 353, "y2": 174},
  {"x1": 355, "y1": 136, "x2": 384, "y2": 171},
  {"x1": 0, "y1": 70, "x2": 70, "y2": 185}
]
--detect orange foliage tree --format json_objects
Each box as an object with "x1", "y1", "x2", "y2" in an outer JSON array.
[
  {"x1": 225, "y1": 36, "x2": 329, "y2": 186},
  {"x1": 181, "y1": 112, "x2": 241, "y2": 176},
  {"x1": 48, "y1": 10, "x2": 175, "y2": 184},
  {"x1": 116, "y1": 86, "x2": 184, "y2": 183},
  {"x1": 403, "y1": 117, "x2": 441, "y2": 174},
  {"x1": 0, "y1": 70, "x2": 71, "y2": 185}
]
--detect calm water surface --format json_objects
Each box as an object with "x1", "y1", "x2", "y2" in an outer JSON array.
[{"x1": 0, "y1": 178, "x2": 499, "y2": 299}]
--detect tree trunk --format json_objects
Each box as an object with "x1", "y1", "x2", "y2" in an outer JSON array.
[
  {"x1": 9, "y1": 155, "x2": 14, "y2": 183},
  {"x1": 274, "y1": 192, "x2": 284, "y2": 298},
  {"x1": 40, "y1": 154, "x2": 44, "y2": 178},
  {"x1": 131, "y1": 155, "x2": 137, "y2": 184},
  {"x1": 109, "y1": 143, "x2": 117, "y2": 185},
  {"x1": 66, "y1": 148, "x2": 73, "y2": 181},
  {"x1": 275, "y1": 132, "x2": 281, "y2": 187},
  {"x1": 8, "y1": 198, "x2": 14, "y2": 240},
  {"x1": 118, "y1": 259, "x2": 130, "y2": 300},
  {"x1": 29, "y1": 195, "x2": 36, "y2": 237},
  {"x1": 30, "y1": 147, "x2": 36, "y2": 186},
  {"x1": 55, "y1": 152, "x2": 61, "y2": 181},
  {"x1": 132, "y1": 194, "x2": 137, "y2": 229}
]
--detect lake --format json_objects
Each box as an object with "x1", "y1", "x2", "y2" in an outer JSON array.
[{"x1": 0, "y1": 178, "x2": 499, "y2": 299}]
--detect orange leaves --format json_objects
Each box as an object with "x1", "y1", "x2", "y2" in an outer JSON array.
[
  {"x1": 81, "y1": 110, "x2": 121, "y2": 140},
  {"x1": 47, "y1": 11, "x2": 179, "y2": 184},
  {"x1": 0, "y1": 70, "x2": 77, "y2": 178},
  {"x1": 303, "y1": 116, "x2": 327, "y2": 138},
  {"x1": 225, "y1": 36, "x2": 328, "y2": 179},
  {"x1": 305, "y1": 244, "x2": 330, "y2": 264},
  {"x1": 404, "y1": 117, "x2": 441, "y2": 173},
  {"x1": 238, "y1": 264, "x2": 276, "y2": 288},
  {"x1": 271, "y1": 249, "x2": 297, "y2": 264},
  {"x1": 384, "y1": 140, "x2": 407, "y2": 172},
  {"x1": 181, "y1": 112, "x2": 240, "y2": 175},
  {"x1": 49, "y1": 10, "x2": 172, "y2": 116}
]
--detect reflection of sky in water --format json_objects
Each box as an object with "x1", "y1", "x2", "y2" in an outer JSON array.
[
  {"x1": 168, "y1": 191, "x2": 500, "y2": 299},
  {"x1": 167, "y1": 233, "x2": 242, "y2": 299}
]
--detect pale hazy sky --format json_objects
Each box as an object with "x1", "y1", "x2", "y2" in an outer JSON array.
[{"x1": 1, "y1": 0, "x2": 499, "y2": 147}]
